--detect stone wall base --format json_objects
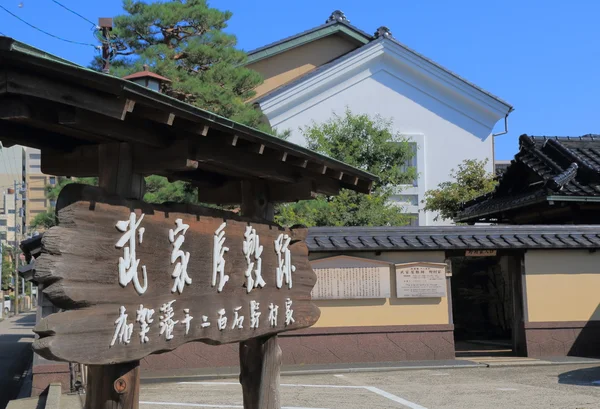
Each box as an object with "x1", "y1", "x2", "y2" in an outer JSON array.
[
  {"x1": 524, "y1": 321, "x2": 600, "y2": 357},
  {"x1": 31, "y1": 363, "x2": 70, "y2": 396},
  {"x1": 142, "y1": 325, "x2": 455, "y2": 371}
]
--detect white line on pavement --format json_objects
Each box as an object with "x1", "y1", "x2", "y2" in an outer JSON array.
[
  {"x1": 333, "y1": 374, "x2": 346, "y2": 378},
  {"x1": 177, "y1": 381, "x2": 429, "y2": 408},
  {"x1": 364, "y1": 387, "x2": 429, "y2": 409},
  {"x1": 141, "y1": 401, "x2": 329, "y2": 409},
  {"x1": 178, "y1": 381, "x2": 364, "y2": 389}
]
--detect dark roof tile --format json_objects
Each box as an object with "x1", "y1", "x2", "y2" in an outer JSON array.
[{"x1": 307, "y1": 226, "x2": 600, "y2": 252}]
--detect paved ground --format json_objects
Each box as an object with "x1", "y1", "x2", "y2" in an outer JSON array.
[
  {"x1": 0, "y1": 312, "x2": 35, "y2": 409},
  {"x1": 139, "y1": 364, "x2": 600, "y2": 409}
]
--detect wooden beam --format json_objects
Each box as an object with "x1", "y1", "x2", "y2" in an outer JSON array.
[
  {"x1": 128, "y1": 103, "x2": 176, "y2": 126},
  {"x1": 58, "y1": 108, "x2": 169, "y2": 148},
  {"x1": 42, "y1": 145, "x2": 99, "y2": 177},
  {"x1": 285, "y1": 155, "x2": 308, "y2": 168},
  {"x1": 132, "y1": 140, "x2": 197, "y2": 174},
  {"x1": 0, "y1": 119, "x2": 86, "y2": 151},
  {"x1": 0, "y1": 97, "x2": 114, "y2": 145},
  {"x1": 0, "y1": 96, "x2": 30, "y2": 120},
  {"x1": 98, "y1": 143, "x2": 145, "y2": 200},
  {"x1": 197, "y1": 180, "x2": 242, "y2": 204},
  {"x1": 191, "y1": 138, "x2": 299, "y2": 183},
  {"x1": 6, "y1": 70, "x2": 130, "y2": 120}
]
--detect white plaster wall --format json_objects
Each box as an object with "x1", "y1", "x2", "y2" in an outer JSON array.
[{"x1": 266, "y1": 65, "x2": 495, "y2": 226}]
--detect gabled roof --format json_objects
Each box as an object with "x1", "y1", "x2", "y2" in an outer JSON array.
[
  {"x1": 457, "y1": 134, "x2": 600, "y2": 223},
  {"x1": 246, "y1": 10, "x2": 373, "y2": 65},
  {"x1": 307, "y1": 225, "x2": 600, "y2": 252},
  {"x1": 256, "y1": 36, "x2": 513, "y2": 124}
]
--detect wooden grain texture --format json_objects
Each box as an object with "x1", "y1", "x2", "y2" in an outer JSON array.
[
  {"x1": 258, "y1": 335, "x2": 281, "y2": 409},
  {"x1": 85, "y1": 362, "x2": 140, "y2": 409},
  {"x1": 33, "y1": 184, "x2": 319, "y2": 365}
]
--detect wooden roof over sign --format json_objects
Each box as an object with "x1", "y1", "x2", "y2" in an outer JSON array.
[{"x1": 0, "y1": 37, "x2": 377, "y2": 204}]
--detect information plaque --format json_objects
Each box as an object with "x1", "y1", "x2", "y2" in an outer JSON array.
[
  {"x1": 310, "y1": 256, "x2": 392, "y2": 300},
  {"x1": 395, "y1": 262, "x2": 447, "y2": 298}
]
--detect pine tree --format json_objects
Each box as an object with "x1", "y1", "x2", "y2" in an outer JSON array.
[{"x1": 95, "y1": 0, "x2": 265, "y2": 129}]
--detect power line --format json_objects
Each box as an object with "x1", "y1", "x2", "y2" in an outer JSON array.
[
  {"x1": 49, "y1": 0, "x2": 97, "y2": 28},
  {"x1": 0, "y1": 4, "x2": 99, "y2": 49}
]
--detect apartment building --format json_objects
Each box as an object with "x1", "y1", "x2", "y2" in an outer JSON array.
[
  {"x1": 0, "y1": 145, "x2": 24, "y2": 245},
  {"x1": 24, "y1": 147, "x2": 57, "y2": 233}
]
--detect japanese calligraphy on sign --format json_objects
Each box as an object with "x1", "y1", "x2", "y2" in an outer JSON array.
[
  {"x1": 395, "y1": 262, "x2": 447, "y2": 298},
  {"x1": 32, "y1": 185, "x2": 319, "y2": 365},
  {"x1": 310, "y1": 256, "x2": 392, "y2": 300}
]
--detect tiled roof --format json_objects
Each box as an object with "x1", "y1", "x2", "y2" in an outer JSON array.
[
  {"x1": 307, "y1": 225, "x2": 600, "y2": 252},
  {"x1": 457, "y1": 134, "x2": 600, "y2": 222}
]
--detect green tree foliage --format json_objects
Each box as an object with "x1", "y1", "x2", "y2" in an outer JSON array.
[
  {"x1": 30, "y1": 177, "x2": 98, "y2": 231},
  {"x1": 143, "y1": 175, "x2": 197, "y2": 204},
  {"x1": 95, "y1": 0, "x2": 265, "y2": 129},
  {"x1": 1, "y1": 246, "x2": 13, "y2": 290},
  {"x1": 30, "y1": 211, "x2": 59, "y2": 231},
  {"x1": 275, "y1": 109, "x2": 417, "y2": 227},
  {"x1": 422, "y1": 158, "x2": 497, "y2": 222}
]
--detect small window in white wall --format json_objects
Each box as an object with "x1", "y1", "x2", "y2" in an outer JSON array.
[
  {"x1": 406, "y1": 214, "x2": 419, "y2": 226},
  {"x1": 400, "y1": 142, "x2": 418, "y2": 187}
]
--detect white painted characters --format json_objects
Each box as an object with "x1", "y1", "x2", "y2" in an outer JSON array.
[
  {"x1": 231, "y1": 306, "x2": 244, "y2": 329},
  {"x1": 274, "y1": 234, "x2": 295, "y2": 289},
  {"x1": 169, "y1": 218, "x2": 192, "y2": 294},
  {"x1": 181, "y1": 308, "x2": 193, "y2": 335},
  {"x1": 285, "y1": 298, "x2": 295, "y2": 326},
  {"x1": 110, "y1": 306, "x2": 133, "y2": 347},
  {"x1": 217, "y1": 308, "x2": 227, "y2": 330},
  {"x1": 201, "y1": 315, "x2": 211, "y2": 328},
  {"x1": 268, "y1": 303, "x2": 278, "y2": 327},
  {"x1": 159, "y1": 300, "x2": 179, "y2": 340},
  {"x1": 135, "y1": 304, "x2": 155, "y2": 343},
  {"x1": 242, "y1": 226, "x2": 266, "y2": 293},
  {"x1": 115, "y1": 212, "x2": 148, "y2": 295},
  {"x1": 250, "y1": 300, "x2": 261, "y2": 329},
  {"x1": 212, "y1": 222, "x2": 230, "y2": 292}
]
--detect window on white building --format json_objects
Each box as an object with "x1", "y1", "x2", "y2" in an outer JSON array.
[{"x1": 400, "y1": 142, "x2": 418, "y2": 187}]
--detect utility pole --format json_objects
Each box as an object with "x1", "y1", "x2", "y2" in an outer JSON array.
[
  {"x1": 99, "y1": 18, "x2": 113, "y2": 73},
  {"x1": 13, "y1": 180, "x2": 18, "y2": 315}
]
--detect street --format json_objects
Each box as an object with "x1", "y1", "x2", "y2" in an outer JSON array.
[
  {"x1": 0, "y1": 312, "x2": 35, "y2": 409},
  {"x1": 139, "y1": 364, "x2": 600, "y2": 409}
]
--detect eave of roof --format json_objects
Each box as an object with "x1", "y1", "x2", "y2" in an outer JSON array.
[
  {"x1": 307, "y1": 225, "x2": 600, "y2": 252},
  {"x1": 246, "y1": 20, "x2": 373, "y2": 65},
  {"x1": 0, "y1": 37, "x2": 378, "y2": 193},
  {"x1": 256, "y1": 36, "x2": 513, "y2": 114},
  {"x1": 123, "y1": 70, "x2": 172, "y2": 82},
  {"x1": 457, "y1": 134, "x2": 600, "y2": 222}
]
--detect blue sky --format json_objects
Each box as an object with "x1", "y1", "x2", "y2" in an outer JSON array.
[{"x1": 1, "y1": 0, "x2": 598, "y2": 160}]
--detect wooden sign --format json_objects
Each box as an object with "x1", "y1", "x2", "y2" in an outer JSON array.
[
  {"x1": 395, "y1": 262, "x2": 447, "y2": 298},
  {"x1": 465, "y1": 250, "x2": 497, "y2": 257},
  {"x1": 310, "y1": 256, "x2": 391, "y2": 300},
  {"x1": 33, "y1": 185, "x2": 319, "y2": 365}
]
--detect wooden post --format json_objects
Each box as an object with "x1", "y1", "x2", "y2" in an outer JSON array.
[
  {"x1": 86, "y1": 142, "x2": 144, "y2": 409},
  {"x1": 239, "y1": 181, "x2": 281, "y2": 409},
  {"x1": 85, "y1": 362, "x2": 140, "y2": 409}
]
